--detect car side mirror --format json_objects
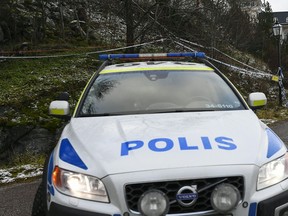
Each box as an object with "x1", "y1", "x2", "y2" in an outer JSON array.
[
  {"x1": 49, "y1": 100, "x2": 70, "y2": 120},
  {"x1": 247, "y1": 92, "x2": 267, "y2": 110}
]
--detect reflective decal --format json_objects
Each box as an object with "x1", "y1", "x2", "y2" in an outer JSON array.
[
  {"x1": 266, "y1": 128, "x2": 283, "y2": 158},
  {"x1": 215, "y1": 137, "x2": 237, "y2": 150},
  {"x1": 249, "y1": 202, "x2": 257, "y2": 216},
  {"x1": 121, "y1": 136, "x2": 237, "y2": 156},
  {"x1": 149, "y1": 138, "x2": 174, "y2": 152},
  {"x1": 121, "y1": 140, "x2": 144, "y2": 156},
  {"x1": 179, "y1": 137, "x2": 199, "y2": 150},
  {"x1": 59, "y1": 138, "x2": 88, "y2": 170},
  {"x1": 201, "y1": 137, "x2": 212, "y2": 150},
  {"x1": 100, "y1": 67, "x2": 213, "y2": 74},
  {"x1": 47, "y1": 152, "x2": 54, "y2": 185},
  {"x1": 50, "y1": 108, "x2": 65, "y2": 115},
  {"x1": 47, "y1": 184, "x2": 55, "y2": 196},
  {"x1": 47, "y1": 152, "x2": 55, "y2": 196},
  {"x1": 252, "y1": 100, "x2": 266, "y2": 107}
]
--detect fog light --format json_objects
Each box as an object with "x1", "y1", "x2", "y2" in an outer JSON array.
[
  {"x1": 280, "y1": 210, "x2": 288, "y2": 216},
  {"x1": 211, "y1": 183, "x2": 241, "y2": 213},
  {"x1": 138, "y1": 190, "x2": 169, "y2": 216}
]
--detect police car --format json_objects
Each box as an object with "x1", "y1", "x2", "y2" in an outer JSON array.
[{"x1": 32, "y1": 52, "x2": 288, "y2": 216}]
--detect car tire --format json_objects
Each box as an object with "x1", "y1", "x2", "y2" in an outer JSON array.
[
  {"x1": 31, "y1": 181, "x2": 46, "y2": 216},
  {"x1": 32, "y1": 155, "x2": 50, "y2": 216}
]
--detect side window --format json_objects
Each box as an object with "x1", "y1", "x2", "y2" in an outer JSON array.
[{"x1": 286, "y1": 17, "x2": 288, "y2": 23}]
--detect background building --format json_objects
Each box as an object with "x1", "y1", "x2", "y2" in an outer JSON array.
[{"x1": 273, "y1": 12, "x2": 288, "y2": 40}]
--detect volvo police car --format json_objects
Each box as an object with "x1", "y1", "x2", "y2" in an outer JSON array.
[{"x1": 32, "y1": 52, "x2": 288, "y2": 216}]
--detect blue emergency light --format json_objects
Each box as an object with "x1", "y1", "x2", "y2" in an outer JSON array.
[{"x1": 99, "y1": 52, "x2": 206, "y2": 60}]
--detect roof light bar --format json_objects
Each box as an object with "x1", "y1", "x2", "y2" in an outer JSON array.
[{"x1": 99, "y1": 52, "x2": 206, "y2": 60}]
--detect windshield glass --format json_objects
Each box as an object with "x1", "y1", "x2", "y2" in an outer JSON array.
[{"x1": 78, "y1": 70, "x2": 245, "y2": 116}]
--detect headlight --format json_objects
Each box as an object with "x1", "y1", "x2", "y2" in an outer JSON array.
[
  {"x1": 52, "y1": 166, "x2": 109, "y2": 202},
  {"x1": 257, "y1": 153, "x2": 288, "y2": 190}
]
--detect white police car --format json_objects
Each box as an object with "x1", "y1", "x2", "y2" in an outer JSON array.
[{"x1": 32, "y1": 52, "x2": 288, "y2": 216}]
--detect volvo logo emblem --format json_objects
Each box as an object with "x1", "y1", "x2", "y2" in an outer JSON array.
[{"x1": 176, "y1": 185, "x2": 198, "y2": 207}]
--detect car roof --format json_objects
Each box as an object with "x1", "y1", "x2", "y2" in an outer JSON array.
[{"x1": 99, "y1": 61, "x2": 214, "y2": 74}]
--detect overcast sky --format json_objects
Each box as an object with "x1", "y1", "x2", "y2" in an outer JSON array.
[{"x1": 264, "y1": 0, "x2": 288, "y2": 12}]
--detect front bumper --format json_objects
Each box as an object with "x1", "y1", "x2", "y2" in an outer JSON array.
[
  {"x1": 256, "y1": 189, "x2": 288, "y2": 216},
  {"x1": 47, "y1": 165, "x2": 288, "y2": 216},
  {"x1": 49, "y1": 202, "x2": 112, "y2": 216}
]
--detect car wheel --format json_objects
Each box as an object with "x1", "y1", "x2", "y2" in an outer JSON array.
[
  {"x1": 32, "y1": 155, "x2": 50, "y2": 216},
  {"x1": 31, "y1": 181, "x2": 47, "y2": 216}
]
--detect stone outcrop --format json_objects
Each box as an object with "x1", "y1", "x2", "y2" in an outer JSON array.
[{"x1": 0, "y1": 125, "x2": 63, "y2": 163}]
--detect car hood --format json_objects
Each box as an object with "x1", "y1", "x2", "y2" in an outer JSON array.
[{"x1": 57, "y1": 110, "x2": 285, "y2": 177}]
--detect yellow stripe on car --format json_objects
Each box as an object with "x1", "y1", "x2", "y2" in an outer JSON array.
[
  {"x1": 100, "y1": 67, "x2": 213, "y2": 74},
  {"x1": 73, "y1": 74, "x2": 95, "y2": 117}
]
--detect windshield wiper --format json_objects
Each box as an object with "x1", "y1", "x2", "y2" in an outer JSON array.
[
  {"x1": 78, "y1": 108, "x2": 217, "y2": 117},
  {"x1": 78, "y1": 110, "x2": 146, "y2": 117},
  {"x1": 78, "y1": 113, "x2": 112, "y2": 117},
  {"x1": 145, "y1": 108, "x2": 216, "y2": 114}
]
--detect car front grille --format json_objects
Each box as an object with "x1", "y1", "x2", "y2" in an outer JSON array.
[{"x1": 125, "y1": 176, "x2": 244, "y2": 214}]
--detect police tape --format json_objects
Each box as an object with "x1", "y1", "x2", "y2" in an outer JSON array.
[
  {"x1": 0, "y1": 44, "x2": 125, "y2": 55},
  {"x1": 85, "y1": 38, "x2": 166, "y2": 55},
  {"x1": 178, "y1": 37, "x2": 266, "y2": 74},
  {"x1": 277, "y1": 67, "x2": 288, "y2": 107},
  {"x1": 207, "y1": 57, "x2": 275, "y2": 80},
  {"x1": 206, "y1": 46, "x2": 286, "y2": 106},
  {"x1": 175, "y1": 39, "x2": 279, "y2": 82},
  {"x1": 175, "y1": 39, "x2": 288, "y2": 107},
  {"x1": 177, "y1": 38, "x2": 205, "y2": 49},
  {"x1": 175, "y1": 40, "x2": 267, "y2": 78},
  {"x1": 0, "y1": 53, "x2": 84, "y2": 59},
  {"x1": 0, "y1": 38, "x2": 167, "y2": 60},
  {"x1": 0, "y1": 36, "x2": 280, "y2": 84},
  {"x1": 212, "y1": 47, "x2": 266, "y2": 74},
  {"x1": 174, "y1": 41, "x2": 196, "y2": 52}
]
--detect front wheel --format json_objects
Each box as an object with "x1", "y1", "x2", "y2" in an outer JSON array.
[
  {"x1": 31, "y1": 181, "x2": 47, "y2": 216},
  {"x1": 32, "y1": 154, "x2": 50, "y2": 216}
]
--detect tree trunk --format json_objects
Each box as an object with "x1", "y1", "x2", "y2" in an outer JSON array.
[
  {"x1": 40, "y1": 0, "x2": 46, "y2": 40},
  {"x1": 59, "y1": 0, "x2": 65, "y2": 39},
  {"x1": 74, "y1": 5, "x2": 86, "y2": 38},
  {"x1": 125, "y1": 0, "x2": 134, "y2": 53}
]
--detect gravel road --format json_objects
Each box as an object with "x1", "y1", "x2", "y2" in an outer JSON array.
[{"x1": 0, "y1": 121, "x2": 287, "y2": 216}]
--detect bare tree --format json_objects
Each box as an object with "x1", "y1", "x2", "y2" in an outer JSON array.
[{"x1": 125, "y1": 0, "x2": 134, "y2": 52}]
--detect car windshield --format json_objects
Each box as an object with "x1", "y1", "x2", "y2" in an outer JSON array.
[{"x1": 78, "y1": 70, "x2": 245, "y2": 116}]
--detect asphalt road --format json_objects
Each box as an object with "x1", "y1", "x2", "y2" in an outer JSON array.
[
  {"x1": 0, "y1": 180, "x2": 41, "y2": 216},
  {"x1": 269, "y1": 120, "x2": 288, "y2": 145},
  {"x1": 0, "y1": 121, "x2": 287, "y2": 216}
]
